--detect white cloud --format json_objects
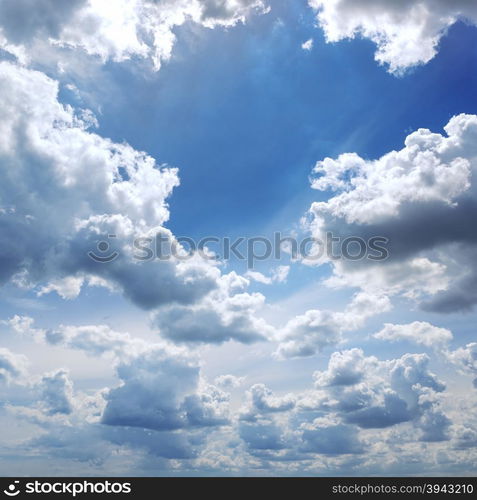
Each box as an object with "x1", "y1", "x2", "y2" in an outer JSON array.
[
  {"x1": 447, "y1": 343, "x2": 477, "y2": 388},
  {"x1": 240, "y1": 384, "x2": 296, "y2": 420},
  {"x1": 301, "y1": 38, "x2": 313, "y2": 51},
  {"x1": 300, "y1": 420, "x2": 364, "y2": 455},
  {"x1": 374, "y1": 321, "x2": 453, "y2": 348},
  {"x1": 0, "y1": 0, "x2": 270, "y2": 70},
  {"x1": 153, "y1": 272, "x2": 274, "y2": 344},
  {"x1": 102, "y1": 345, "x2": 229, "y2": 431},
  {"x1": 235, "y1": 347, "x2": 455, "y2": 461},
  {"x1": 38, "y1": 369, "x2": 74, "y2": 416},
  {"x1": 214, "y1": 374, "x2": 246, "y2": 389},
  {"x1": 275, "y1": 292, "x2": 391, "y2": 358},
  {"x1": 310, "y1": 349, "x2": 449, "y2": 439},
  {"x1": 310, "y1": 130, "x2": 471, "y2": 225},
  {"x1": 38, "y1": 276, "x2": 85, "y2": 300},
  {"x1": 306, "y1": 114, "x2": 477, "y2": 312},
  {"x1": 245, "y1": 265, "x2": 290, "y2": 285},
  {"x1": 313, "y1": 348, "x2": 378, "y2": 387},
  {"x1": 0, "y1": 61, "x2": 228, "y2": 313},
  {"x1": 0, "y1": 348, "x2": 28, "y2": 384},
  {"x1": 309, "y1": 0, "x2": 477, "y2": 73}
]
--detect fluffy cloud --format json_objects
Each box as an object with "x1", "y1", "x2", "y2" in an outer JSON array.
[
  {"x1": 3, "y1": 315, "x2": 233, "y2": 431},
  {"x1": 309, "y1": 0, "x2": 477, "y2": 73},
  {"x1": 307, "y1": 114, "x2": 477, "y2": 313},
  {"x1": 214, "y1": 374, "x2": 246, "y2": 389},
  {"x1": 0, "y1": 348, "x2": 28, "y2": 384},
  {"x1": 240, "y1": 384, "x2": 296, "y2": 421},
  {"x1": 313, "y1": 348, "x2": 378, "y2": 387},
  {"x1": 235, "y1": 347, "x2": 454, "y2": 461},
  {"x1": 0, "y1": 61, "x2": 229, "y2": 315},
  {"x1": 311, "y1": 349, "x2": 448, "y2": 437},
  {"x1": 300, "y1": 420, "x2": 364, "y2": 455},
  {"x1": 153, "y1": 272, "x2": 273, "y2": 344},
  {"x1": 0, "y1": 0, "x2": 269, "y2": 69},
  {"x1": 0, "y1": 62, "x2": 284, "y2": 347},
  {"x1": 374, "y1": 322, "x2": 453, "y2": 348},
  {"x1": 447, "y1": 343, "x2": 477, "y2": 388},
  {"x1": 38, "y1": 370, "x2": 74, "y2": 415},
  {"x1": 2, "y1": 315, "x2": 233, "y2": 461},
  {"x1": 275, "y1": 292, "x2": 391, "y2": 358},
  {"x1": 102, "y1": 346, "x2": 229, "y2": 431}
]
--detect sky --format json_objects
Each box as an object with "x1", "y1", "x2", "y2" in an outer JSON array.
[{"x1": 0, "y1": 0, "x2": 477, "y2": 476}]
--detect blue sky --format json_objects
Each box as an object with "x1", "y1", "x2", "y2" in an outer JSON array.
[{"x1": 0, "y1": 0, "x2": 477, "y2": 476}]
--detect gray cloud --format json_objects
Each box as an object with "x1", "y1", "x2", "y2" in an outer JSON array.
[{"x1": 307, "y1": 114, "x2": 477, "y2": 313}]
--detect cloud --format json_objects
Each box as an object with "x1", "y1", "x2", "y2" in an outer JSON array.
[
  {"x1": 214, "y1": 374, "x2": 246, "y2": 389},
  {"x1": 0, "y1": 348, "x2": 28, "y2": 384},
  {"x1": 245, "y1": 265, "x2": 290, "y2": 285},
  {"x1": 3, "y1": 314, "x2": 234, "y2": 430},
  {"x1": 311, "y1": 349, "x2": 448, "y2": 435},
  {"x1": 3, "y1": 317, "x2": 233, "y2": 462},
  {"x1": 0, "y1": 61, "x2": 229, "y2": 314},
  {"x1": 235, "y1": 347, "x2": 453, "y2": 459},
  {"x1": 38, "y1": 370, "x2": 74, "y2": 416},
  {"x1": 301, "y1": 38, "x2": 313, "y2": 51},
  {"x1": 0, "y1": 0, "x2": 269, "y2": 70},
  {"x1": 374, "y1": 322, "x2": 453, "y2": 348},
  {"x1": 101, "y1": 345, "x2": 229, "y2": 431},
  {"x1": 153, "y1": 272, "x2": 273, "y2": 344},
  {"x1": 0, "y1": 62, "x2": 280, "y2": 347},
  {"x1": 45, "y1": 323, "x2": 146, "y2": 359},
  {"x1": 313, "y1": 348, "x2": 378, "y2": 387},
  {"x1": 238, "y1": 420, "x2": 287, "y2": 451},
  {"x1": 309, "y1": 0, "x2": 477, "y2": 74},
  {"x1": 300, "y1": 420, "x2": 364, "y2": 455},
  {"x1": 306, "y1": 114, "x2": 477, "y2": 313},
  {"x1": 447, "y1": 343, "x2": 477, "y2": 388},
  {"x1": 275, "y1": 292, "x2": 391, "y2": 358},
  {"x1": 240, "y1": 384, "x2": 296, "y2": 421}
]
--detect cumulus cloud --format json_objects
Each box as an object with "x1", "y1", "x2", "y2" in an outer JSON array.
[
  {"x1": 0, "y1": 0, "x2": 269, "y2": 70},
  {"x1": 240, "y1": 384, "x2": 296, "y2": 421},
  {"x1": 313, "y1": 348, "x2": 378, "y2": 387},
  {"x1": 2, "y1": 315, "x2": 234, "y2": 461},
  {"x1": 0, "y1": 348, "x2": 28, "y2": 384},
  {"x1": 306, "y1": 114, "x2": 477, "y2": 313},
  {"x1": 0, "y1": 62, "x2": 282, "y2": 347},
  {"x1": 38, "y1": 370, "x2": 74, "y2": 415},
  {"x1": 374, "y1": 322, "x2": 453, "y2": 348},
  {"x1": 311, "y1": 349, "x2": 448, "y2": 436},
  {"x1": 153, "y1": 272, "x2": 273, "y2": 344},
  {"x1": 447, "y1": 343, "x2": 477, "y2": 388},
  {"x1": 235, "y1": 347, "x2": 453, "y2": 459},
  {"x1": 309, "y1": 0, "x2": 477, "y2": 73},
  {"x1": 3, "y1": 314, "x2": 244, "y2": 426},
  {"x1": 101, "y1": 346, "x2": 229, "y2": 431},
  {"x1": 0, "y1": 61, "x2": 233, "y2": 319},
  {"x1": 275, "y1": 292, "x2": 391, "y2": 358},
  {"x1": 300, "y1": 420, "x2": 364, "y2": 455},
  {"x1": 214, "y1": 374, "x2": 246, "y2": 389}
]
